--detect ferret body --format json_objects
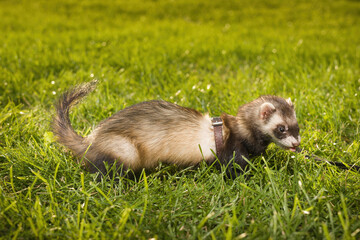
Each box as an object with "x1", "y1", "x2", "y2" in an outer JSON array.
[{"x1": 52, "y1": 81, "x2": 300, "y2": 176}]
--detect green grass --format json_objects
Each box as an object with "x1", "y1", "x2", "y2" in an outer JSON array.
[{"x1": 1, "y1": 0, "x2": 360, "y2": 239}]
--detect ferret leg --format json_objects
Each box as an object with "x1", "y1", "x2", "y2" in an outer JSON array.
[
  {"x1": 84, "y1": 155, "x2": 129, "y2": 181},
  {"x1": 219, "y1": 143, "x2": 250, "y2": 178}
]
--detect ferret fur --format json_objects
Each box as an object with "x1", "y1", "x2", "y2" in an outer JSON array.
[{"x1": 52, "y1": 81, "x2": 300, "y2": 176}]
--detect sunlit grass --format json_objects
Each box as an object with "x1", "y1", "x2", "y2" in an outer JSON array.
[{"x1": 1, "y1": 0, "x2": 360, "y2": 239}]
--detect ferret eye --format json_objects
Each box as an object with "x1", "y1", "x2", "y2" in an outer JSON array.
[{"x1": 278, "y1": 126, "x2": 285, "y2": 133}]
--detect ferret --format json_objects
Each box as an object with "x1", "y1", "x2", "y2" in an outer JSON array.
[{"x1": 52, "y1": 80, "x2": 300, "y2": 177}]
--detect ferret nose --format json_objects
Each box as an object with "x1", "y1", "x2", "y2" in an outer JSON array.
[{"x1": 292, "y1": 142, "x2": 300, "y2": 147}]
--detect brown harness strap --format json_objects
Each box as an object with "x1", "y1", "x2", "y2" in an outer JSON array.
[{"x1": 212, "y1": 117, "x2": 224, "y2": 156}]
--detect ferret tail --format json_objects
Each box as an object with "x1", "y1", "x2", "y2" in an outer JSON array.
[{"x1": 52, "y1": 80, "x2": 98, "y2": 158}]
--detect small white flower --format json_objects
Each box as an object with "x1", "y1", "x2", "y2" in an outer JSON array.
[
  {"x1": 51, "y1": 81, "x2": 55, "y2": 84},
  {"x1": 90, "y1": 73, "x2": 94, "y2": 78},
  {"x1": 223, "y1": 23, "x2": 231, "y2": 31},
  {"x1": 52, "y1": 91, "x2": 56, "y2": 95}
]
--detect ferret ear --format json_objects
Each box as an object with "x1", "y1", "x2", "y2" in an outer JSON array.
[
  {"x1": 286, "y1": 98, "x2": 294, "y2": 107},
  {"x1": 259, "y1": 102, "x2": 276, "y2": 120}
]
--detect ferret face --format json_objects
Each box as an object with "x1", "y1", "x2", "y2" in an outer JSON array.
[
  {"x1": 259, "y1": 98, "x2": 301, "y2": 152},
  {"x1": 268, "y1": 114, "x2": 300, "y2": 151}
]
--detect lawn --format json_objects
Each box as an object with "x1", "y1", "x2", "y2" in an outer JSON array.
[{"x1": 1, "y1": 0, "x2": 360, "y2": 239}]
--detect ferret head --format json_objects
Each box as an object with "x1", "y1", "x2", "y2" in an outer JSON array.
[{"x1": 258, "y1": 96, "x2": 300, "y2": 152}]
